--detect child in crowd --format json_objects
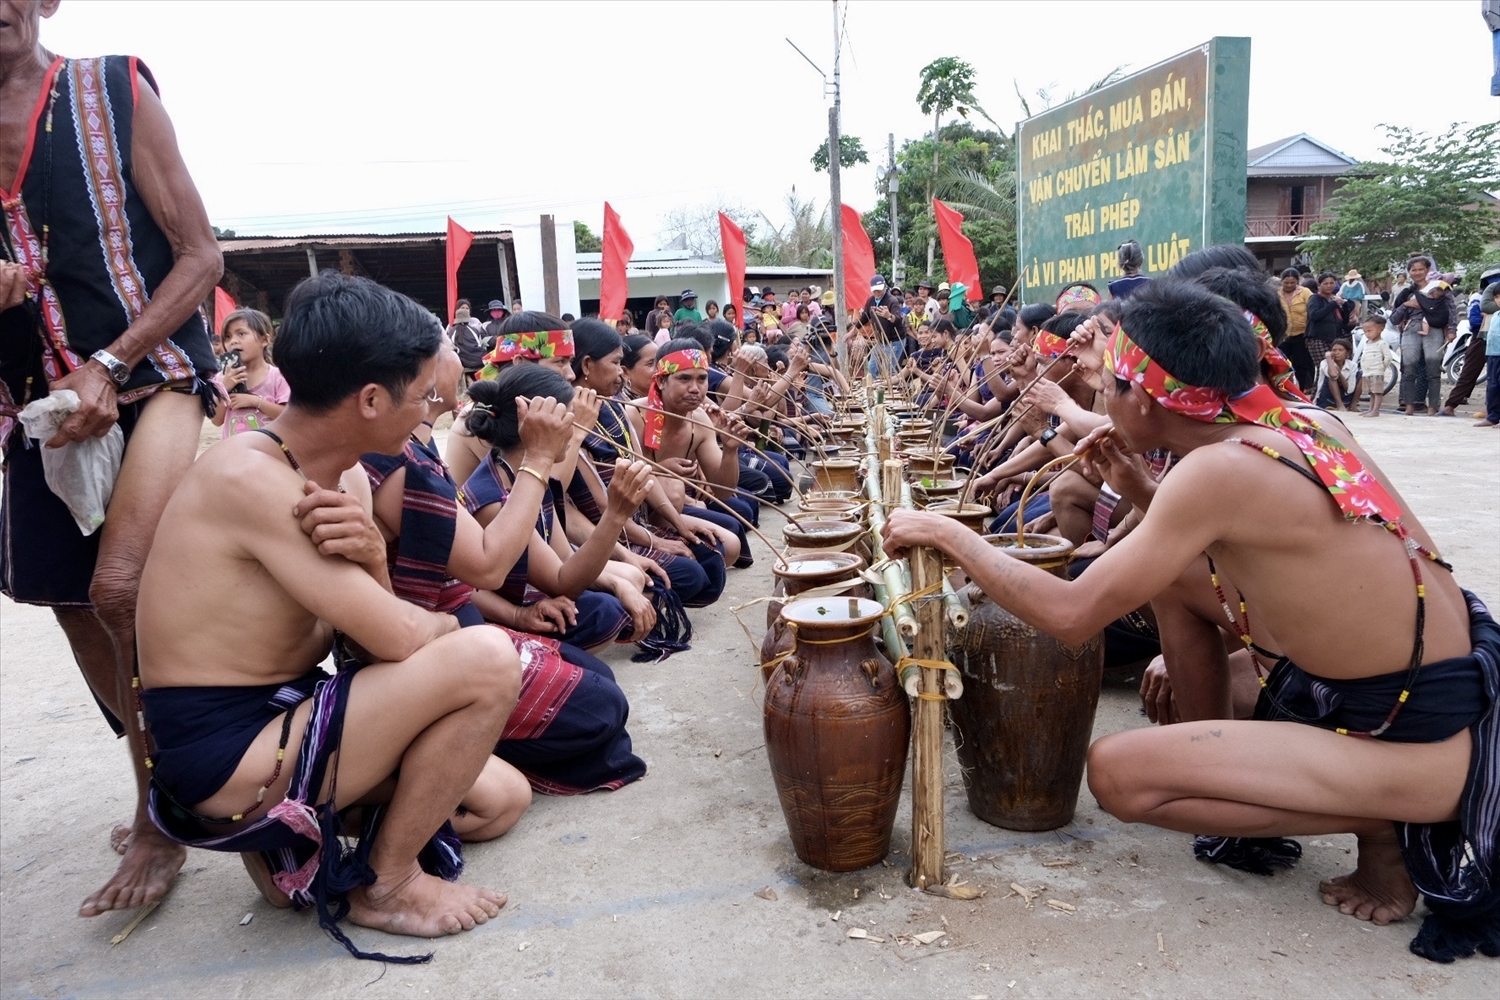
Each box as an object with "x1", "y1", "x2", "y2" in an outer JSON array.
[
  {"x1": 1356, "y1": 316, "x2": 1396, "y2": 417},
  {"x1": 1418, "y1": 278, "x2": 1453, "y2": 337},
  {"x1": 651, "y1": 309, "x2": 675, "y2": 346},
  {"x1": 1314, "y1": 337, "x2": 1357, "y2": 411},
  {"x1": 211, "y1": 308, "x2": 289, "y2": 437}
]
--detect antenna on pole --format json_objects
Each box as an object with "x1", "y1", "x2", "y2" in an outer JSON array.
[{"x1": 827, "y1": 0, "x2": 847, "y2": 374}]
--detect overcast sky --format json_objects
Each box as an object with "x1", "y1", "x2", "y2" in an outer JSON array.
[{"x1": 37, "y1": 0, "x2": 1500, "y2": 247}]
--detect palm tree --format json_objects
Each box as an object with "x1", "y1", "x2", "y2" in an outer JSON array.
[
  {"x1": 916, "y1": 57, "x2": 994, "y2": 277},
  {"x1": 750, "y1": 188, "x2": 833, "y2": 269},
  {"x1": 1013, "y1": 65, "x2": 1129, "y2": 118}
]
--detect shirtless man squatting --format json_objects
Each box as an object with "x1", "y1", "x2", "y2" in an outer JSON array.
[
  {"x1": 137, "y1": 272, "x2": 525, "y2": 956},
  {"x1": 884, "y1": 279, "x2": 1498, "y2": 963}
]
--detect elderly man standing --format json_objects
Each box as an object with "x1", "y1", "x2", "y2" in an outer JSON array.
[{"x1": 1, "y1": 2, "x2": 223, "y2": 917}]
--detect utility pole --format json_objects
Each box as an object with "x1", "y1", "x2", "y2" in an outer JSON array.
[
  {"x1": 828, "y1": 0, "x2": 847, "y2": 374},
  {"x1": 887, "y1": 132, "x2": 900, "y2": 287},
  {"x1": 786, "y1": 2, "x2": 847, "y2": 375}
]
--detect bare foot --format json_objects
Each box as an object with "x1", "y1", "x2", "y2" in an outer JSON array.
[
  {"x1": 1475, "y1": 419, "x2": 1498, "y2": 428},
  {"x1": 346, "y1": 864, "x2": 506, "y2": 937},
  {"x1": 240, "y1": 852, "x2": 292, "y2": 909},
  {"x1": 1319, "y1": 827, "x2": 1417, "y2": 925},
  {"x1": 110, "y1": 824, "x2": 131, "y2": 856},
  {"x1": 79, "y1": 821, "x2": 186, "y2": 916}
]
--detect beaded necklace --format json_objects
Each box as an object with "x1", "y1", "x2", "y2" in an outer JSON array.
[{"x1": 1209, "y1": 437, "x2": 1451, "y2": 739}]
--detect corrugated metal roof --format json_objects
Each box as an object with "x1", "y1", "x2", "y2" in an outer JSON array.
[
  {"x1": 577, "y1": 256, "x2": 832, "y2": 279},
  {"x1": 220, "y1": 230, "x2": 511, "y2": 252}
]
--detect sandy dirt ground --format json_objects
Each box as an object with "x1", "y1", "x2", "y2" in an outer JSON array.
[{"x1": 2, "y1": 413, "x2": 1496, "y2": 998}]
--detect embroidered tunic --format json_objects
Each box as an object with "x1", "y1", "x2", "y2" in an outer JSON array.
[{"x1": 0, "y1": 56, "x2": 216, "y2": 443}]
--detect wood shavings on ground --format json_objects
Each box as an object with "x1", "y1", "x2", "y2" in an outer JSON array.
[
  {"x1": 846, "y1": 928, "x2": 884, "y2": 942},
  {"x1": 754, "y1": 886, "x2": 778, "y2": 901},
  {"x1": 925, "y1": 883, "x2": 982, "y2": 900},
  {"x1": 912, "y1": 930, "x2": 946, "y2": 945},
  {"x1": 1008, "y1": 883, "x2": 1039, "y2": 907},
  {"x1": 922, "y1": 872, "x2": 981, "y2": 900},
  {"x1": 238, "y1": 913, "x2": 253, "y2": 926},
  {"x1": 1041, "y1": 859, "x2": 1077, "y2": 868},
  {"x1": 108, "y1": 900, "x2": 159, "y2": 947},
  {"x1": 1045, "y1": 899, "x2": 1076, "y2": 912}
]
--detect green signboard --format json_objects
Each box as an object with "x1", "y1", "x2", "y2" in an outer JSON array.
[{"x1": 1016, "y1": 37, "x2": 1250, "y2": 304}]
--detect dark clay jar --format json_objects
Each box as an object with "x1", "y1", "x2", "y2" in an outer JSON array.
[{"x1": 947, "y1": 534, "x2": 1105, "y2": 831}]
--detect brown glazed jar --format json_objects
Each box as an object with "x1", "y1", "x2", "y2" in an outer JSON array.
[
  {"x1": 947, "y1": 534, "x2": 1105, "y2": 831},
  {"x1": 764, "y1": 551, "x2": 871, "y2": 629},
  {"x1": 809, "y1": 459, "x2": 863, "y2": 494},
  {"x1": 763, "y1": 597, "x2": 910, "y2": 872}
]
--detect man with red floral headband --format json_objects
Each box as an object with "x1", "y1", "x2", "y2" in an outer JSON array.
[
  {"x1": 884, "y1": 280, "x2": 1498, "y2": 963},
  {"x1": 625, "y1": 337, "x2": 752, "y2": 568}
]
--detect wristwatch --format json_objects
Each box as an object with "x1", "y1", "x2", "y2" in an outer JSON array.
[
  {"x1": 1038, "y1": 427, "x2": 1058, "y2": 446},
  {"x1": 89, "y1": 349, "x2": 131, "y2": 387}
]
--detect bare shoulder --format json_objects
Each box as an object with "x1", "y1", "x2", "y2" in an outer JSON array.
[
  {"x1": 342, "y1": 462, "x2": 377, "y2": 511},
  {"x1": 188, "y1": 434, "x2": 306, "y2": 527},
  {"x1": 1148, "y1": 439, "x2": 1297, "y2": 536}
]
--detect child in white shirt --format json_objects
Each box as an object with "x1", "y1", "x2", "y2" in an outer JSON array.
[{"x1": 1355, "y1": 316, "x2": 1396, "y2": 417}]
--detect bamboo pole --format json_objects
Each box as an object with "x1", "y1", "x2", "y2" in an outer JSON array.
[
  {"x1": 863, "y1": 425, "x2": 918, "y2": 637},
  {"x1": 868, "y1": 579, "x2": 909, "y2": 663},
  {"x1": 908, "y1": 543, "x2": 946, "y2": 890}
]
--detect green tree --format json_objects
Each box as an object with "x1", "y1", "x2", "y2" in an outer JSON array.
[
  {"x1": 915, "y1": 57, "x2": 994, "y2": 276},
  {"x1": 864, "y1": 122, "x2": 1015, "y2": 292},
  {"x1": 1301, "y1": 123, "x2": 1500, "y2": 280},
  {"x1": 574, "y1": 220, "x2": 603, "y2": 254},
  {"x1": 811, "y1": 134, "x2": 869, "y2": 173},
  {"x1": 212, "y1": 225, "x2": 236, "y2": 239},
  {"x1": 749, "y1": 188, "x2": 833, "y2": 268}
]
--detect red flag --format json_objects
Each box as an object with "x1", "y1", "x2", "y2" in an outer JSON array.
[
  {"x1": 840, "y1": 203, "x2": 875, "y2": 318},
  {"x1": 718, "y1": 212, "x2": 746, "y2": 325},
  {"x1": 213, "y1": 286, "x2": 237, "y2": 335},
  {"x1": 933, "y1": 199, "x2": 982, "y2": 302},
  {"x1": 445, "y1": 216, "x2": 474, "y2": 324},
  {"x1": 599, "y1": 202, "x2": 634, "y2": 321}
]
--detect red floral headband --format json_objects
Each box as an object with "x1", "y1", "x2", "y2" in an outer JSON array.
[
  {"x1": 1034, "y1": 330, "x2": 1070, "y2": 360},
  {"x1": 644, "y1": 349, "x2": 709, "y2": 450},
  {"x1": 1102, "y1": 324, "x2": 1398, "y2": 521}
]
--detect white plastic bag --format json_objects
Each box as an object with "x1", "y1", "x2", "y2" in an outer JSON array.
[{"x1": 17, "y1": 390, "x2": 124, "y2": 536}]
